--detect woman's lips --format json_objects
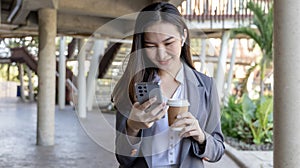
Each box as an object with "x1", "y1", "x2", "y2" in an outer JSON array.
[{"x1": 158, "y1": 59, "x2": 170, "y2": 65}]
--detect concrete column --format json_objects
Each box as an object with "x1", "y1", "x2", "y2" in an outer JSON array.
[
  {"x1": 224, "y1": 39, "x2": 237, "y2": 105},
  {"x1": 25, "y1": 65, "x2": 34, "y2": 102},
  {"x1": 200, "y1": 38, "x2": 206, "y2": 73},
  {"x1": 18, "y1": 64, "x2": 25, "y2": 101},
  {"x1": 7, "y1": 64, "x2": 10, "y2": 81},
  {"x1": 274, "y1": 0, "x2": 300, "y2": 167},
  {"x1": 37, "y1": 8, "x2": 57, "y2": 146},
  {"x1": 86, "y1": 40, "x2": 105, "y2": 111},
  {"x1": 78, "y1": 39, "x2": 86, "y2": 118},
  {"x1": 207, "y1": 63, "x2": 214, "y2": 77},
  {"x1": 215, "y1": 31, "x2": 230, "y2": 103},
  {"x1": 186, "y1": 0, "x2": 191, "y2": 15},
  {"x1": 228, "y1": 0, "x2": 233, "y2": 15},
  {"x1": 58, "y1": 36, "x2": 66, "y2": 109}
]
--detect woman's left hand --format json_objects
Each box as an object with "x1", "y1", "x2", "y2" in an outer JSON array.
[{"x1": 172, "y1": 112, "x2": 206, "y2": 144}]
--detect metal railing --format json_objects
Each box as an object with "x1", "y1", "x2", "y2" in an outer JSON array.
[{"x1": 179, "y1": 0, "x2": 272, "y2": 24}]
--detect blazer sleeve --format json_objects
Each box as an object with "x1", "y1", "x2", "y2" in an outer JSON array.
[
  {"x1": 191, "y1": 77, "x2": 225, "y2": 162},
  {"x1": 115, "y1": 109, "x2": 144, "y2": 168}
]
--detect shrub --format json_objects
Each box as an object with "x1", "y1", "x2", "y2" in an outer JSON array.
[{"x1": 221, "y1": 94, "x2": 273, "y2": 145}]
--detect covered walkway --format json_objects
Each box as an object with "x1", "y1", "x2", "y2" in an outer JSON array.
[
  {"x1": 0, "y1": 97, "x2": 118, "y2": 168},
  {"x1": 0, "y1": 97, "x2": 273, "y2": 168}
]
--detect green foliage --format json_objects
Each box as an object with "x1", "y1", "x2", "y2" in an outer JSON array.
[
  {"x1": 221, "y1": 96, "x2": 252, "y2": 142},
  {"x1": 0, "y1": 64, "x2": 19, "y2": 82},
  {"x1": 240, "y1": 63, "x2": 258, "y2": 94},
  {"x1": 231, "y1": 2, "x2": 273, "y2": 97},
  {"x1": 231, "y1": 2, "x2": 273, "y2": 60},
  {"x1": 4, "y1": 36, "x2": 39, "y2": 48},
  {"x1": 222, "y1": 94, "x2": 273, "y2": 145}
]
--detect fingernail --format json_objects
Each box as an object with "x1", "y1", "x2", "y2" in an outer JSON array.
[{"x1": 151, "y1": 97, "x2": 157, "y2": 102}]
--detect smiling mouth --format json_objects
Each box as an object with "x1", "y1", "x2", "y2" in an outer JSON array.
[
  {"x1": 157, "y1": 57, "x2": 172, "y2": 64},
  {"x1": 158, "y1": 60, "x2": 170, "y2": 65}
]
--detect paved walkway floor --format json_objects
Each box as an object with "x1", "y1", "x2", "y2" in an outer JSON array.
[{"x1": 0, "y1": 97, "x2": 272, "y2": 168}]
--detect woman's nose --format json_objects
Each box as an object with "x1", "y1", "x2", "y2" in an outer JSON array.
[{"x1": 157, "y1": 46, "x2": 166, "y2": 59}]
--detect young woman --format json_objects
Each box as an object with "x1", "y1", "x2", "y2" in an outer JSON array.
[{"x1": 112, "y1": 2, "x2": 224, "y2": 168}]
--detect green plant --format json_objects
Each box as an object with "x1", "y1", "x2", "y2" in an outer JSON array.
[
  {"x1": 222, "y1": 94, "x2": 273, "y2": 145},
  {"x1": 231, "y1": 2, "x2": 273, "y2": 98},
  {"x1": 221, "y1": 96, "x2": 252, "y2": 142},
  {"x1": 241, "y1": 94, "x2": 273, "y2": 144}
]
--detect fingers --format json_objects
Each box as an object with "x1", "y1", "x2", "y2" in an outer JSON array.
[
  {"x1": 176, "y1": 111, "x2": 193, "y2": 118},
  {"x1": 132, "y1": 102, "x2": 140, "y2": 109},
  {"x1": 171, "y1": 112, "x2": 204, "y2": 141},
  {"x1": 172, "y1": 112, "x2": 195, "y2": 127},
  {"x1": 132, "y1": 99, "x2": 167, "y2": 123},
  {"x1": 180, "y1": 126, "x2": 206, "y2": 143},
  {"x1": 147, "y1": 102, "x2": 166, "y2": 115},
  {"x1": 179, "y1": 121, "x2": 200, "y2": 139},
  {"x1": 180, "y1": 130, "x2": 199, "y2": 138},
  {"x1": 129, "y1": 99, "x2": 166, "y2": 130},
  {"x1": 144, "y1": 103, "x2": 167, "y2": 122},
  {"x1": 139, "y1": 97, "x2": 157, "y2": 110}
]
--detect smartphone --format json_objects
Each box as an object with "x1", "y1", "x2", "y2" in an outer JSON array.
[{"x1": 134, "y1": 82, "x2": 163, "y2": 110}]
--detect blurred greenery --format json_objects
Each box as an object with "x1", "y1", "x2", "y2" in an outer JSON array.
[
  {"x1": 222, "y1": 94, "x2": 273, "y2": 145},
  {"x1": 0, "y1": 64, "x2": 19, "y2": 82},
  {"x1": 231, "y1": 1, "x2": 273, "y2": 99}
]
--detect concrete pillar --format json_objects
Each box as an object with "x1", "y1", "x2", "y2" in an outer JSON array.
[
  {"x1": 7, "y1": 64, "x2": 10, "y2": 81},
  {"x1": 274, "y1": 0, "x2": 300, "y2": 167},
  {"x1": 18, "y1": 64, "x2": 26, "y2": 101},
  {"x1": 215, "y1": 31, "x2": 230, "y2": 103},
  {"x1": 78, "y1": 39, "x2": 86, "y2": 118},
  {"x1": 58, "y1": 36, "x2": 66, "y2": 109},
  {"x1": 186, "y1": 0, "x2": 191, "y2": 15},
  {"x1": 37, "y1": 8, "x2": 57, "y2": 146},
  {"x1": 224, "y1": 39, "x2": 237, "y2": 105},
  {"x1": 86, "y1": 40, "x2": 105, "y2": 111},
  {"x1": 228, "y1": 0, "x2": 233, "y2": 15},
  {"x1": 200, "y1": 38, "x2": 206, "y2": 73},
  {"x1": 207, "y1": 63, "x2": 214, "y2": 77},
  {"x1": 25, "y1": 65, "x2": 34, "y2": 102}
]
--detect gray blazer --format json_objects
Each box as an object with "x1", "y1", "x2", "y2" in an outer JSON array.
[{"x1": 115, "y1": 64, "x2": 225, "y2": 168}]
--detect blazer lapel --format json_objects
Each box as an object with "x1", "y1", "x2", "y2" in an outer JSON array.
[
  {"x1": 180, "y1": 64, "x2": 206, "y2": 165},
  {"x1": 180, "y1": 64, "x2": 199, "y2": 163},
  {"x1": 184, "y1": 64, "x2": 208, "y2": 128}
]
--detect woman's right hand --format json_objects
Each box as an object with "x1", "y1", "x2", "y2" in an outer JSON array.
[{"x1": 126, "y1": 97, "x2": 168, "y2": 136}]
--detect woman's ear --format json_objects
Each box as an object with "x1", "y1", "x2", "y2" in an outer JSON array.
[
  {"x1": 183, "y1": 28, "x2": 187, "y2": 39},
  {"x1": 181, "y1": 36, "x2": 185, "y2": 47},
  {"x1": 181, "y1": 29, "x2": 187, "y2": 47}
]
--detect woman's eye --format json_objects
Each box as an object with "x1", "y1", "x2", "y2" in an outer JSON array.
[
  {"x1": 165, "y1": 41, "x2": 174, "y2": 46},
  {"x1": 145, "y1": 45, "x2": 156, "y2": 48}
]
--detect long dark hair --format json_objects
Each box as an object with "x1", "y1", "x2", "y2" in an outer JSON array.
[{"x1": 113, "y1": 2, "x2": 195, "y2": 104}]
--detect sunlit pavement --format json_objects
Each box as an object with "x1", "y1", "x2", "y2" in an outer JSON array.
[
  {"x1": 0, "y1": 97, "x2": 118, "y2": 168},
  {"x1": 0, "y1": 97, "x2": 272, "y2": 168}
]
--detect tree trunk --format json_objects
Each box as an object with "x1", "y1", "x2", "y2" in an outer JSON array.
[{"x1": 260, "y1": 57, "x2": 266, "y2": 100}]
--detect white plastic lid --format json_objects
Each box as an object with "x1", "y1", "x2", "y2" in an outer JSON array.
[{"x1": 167, "y1": 99, "x2": 190, "y2": 107}]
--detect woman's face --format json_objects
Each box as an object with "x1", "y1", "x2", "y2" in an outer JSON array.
[{"x1": 143, "y1": 22, "x2": 184, "y2": 75}]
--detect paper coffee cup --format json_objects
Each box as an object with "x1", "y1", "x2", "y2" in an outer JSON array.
[{"x1": 167, "y1": 99, "x2": 190, "y2": 131}]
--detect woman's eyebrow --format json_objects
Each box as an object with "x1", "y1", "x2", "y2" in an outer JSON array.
[
  {"x1": 162, "y1": 36, "x2": 174, "y2": 42},
  {"x1": 144, "y1": 36, "x2": 175, "y2": 44}
]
